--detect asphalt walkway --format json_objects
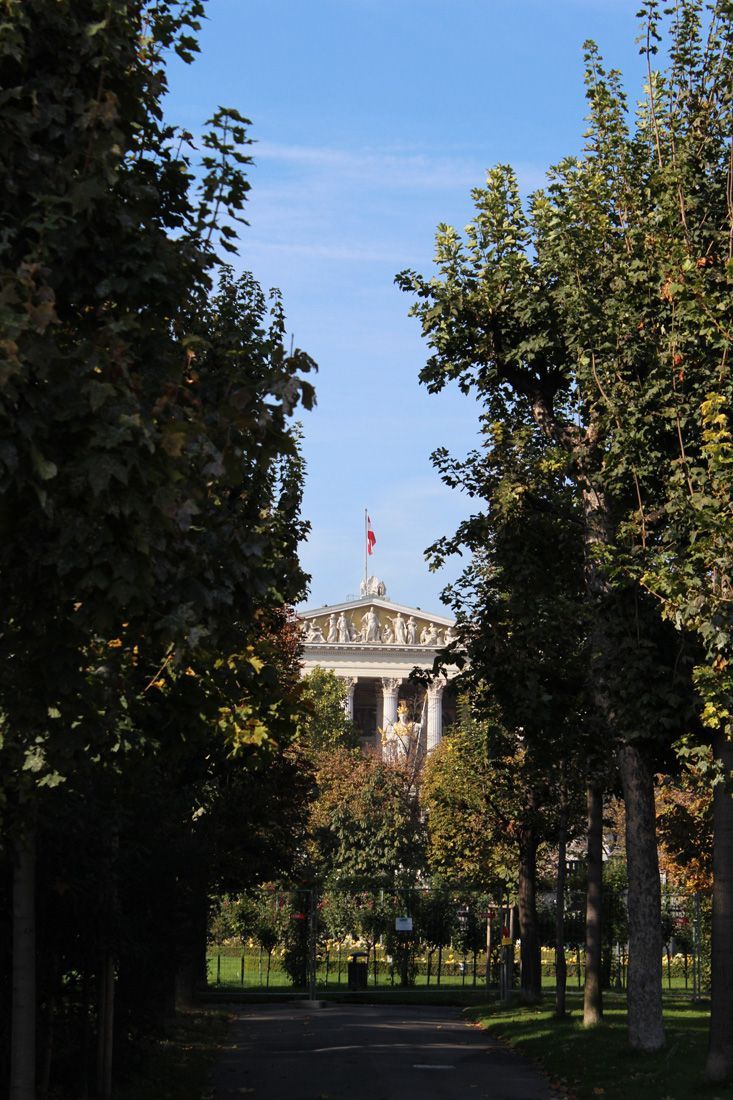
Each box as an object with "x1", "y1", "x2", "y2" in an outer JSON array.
[{"x1": 209, "y1": 1002, "x2": 552, "y2": 1100}]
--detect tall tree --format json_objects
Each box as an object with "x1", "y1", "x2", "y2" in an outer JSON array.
[
  {"x1": 514, "y1": 2, "x2": 733, "y2": 1076},
  {"x1": 0, "y1": 3, "x2": 315, "y2": 1096},
  {"x1": 425, "y1": 422, "x2": 590, "y2": 1008},
  {"x1": 598, "y1": 2, "x2": 732, "y2": 1073},
  {"x1": 397, "y1": 14, "x2": 698, "y2": 1051},
  {"x1": 422, "y1": 704, "x2": 583, "y2": 1005}
]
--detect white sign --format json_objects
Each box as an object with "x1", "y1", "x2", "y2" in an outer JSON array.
[{"x1": 395, "y1": 916, "x2": 413, "y2": 932}]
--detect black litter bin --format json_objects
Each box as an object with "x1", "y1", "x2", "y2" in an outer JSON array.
[{"x1": 347, "y1": 951, "x2": 368, "y2": 990}]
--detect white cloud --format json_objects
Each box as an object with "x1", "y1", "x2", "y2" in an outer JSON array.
[
  {"x1": 254, "y1": 139, "x2": 548, "y2": 196},
  {"x1": 246, "y1": 239, "x2": 406, "y2": 264},
  {"x1": 254, "y1": 141, "x2": 483, "y2": 192},
  {"x1": 239, "y1": 142, "x2": 550, "y2": 273}
]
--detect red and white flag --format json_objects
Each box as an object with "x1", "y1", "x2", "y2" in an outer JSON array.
[{"x1": 366, "y1": 514, "x2": 376, "y2": 556}]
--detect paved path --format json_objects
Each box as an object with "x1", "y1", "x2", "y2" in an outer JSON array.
[{"x1": 210, "y1": 1003, "x2": 552, "y2": 1100}]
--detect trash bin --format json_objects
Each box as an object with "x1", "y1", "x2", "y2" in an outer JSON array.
[{"x1": 347, "y1": 951, "x2": 368, "y2": 990}]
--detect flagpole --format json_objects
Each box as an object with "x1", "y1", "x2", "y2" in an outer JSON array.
[{"x1": 364, "y1": 508, "x2": 368, "y2": 592}]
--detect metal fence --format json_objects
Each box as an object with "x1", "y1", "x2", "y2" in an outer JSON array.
[{"x1": 207, "y1": 883, "x2": 711, "y2": 997}]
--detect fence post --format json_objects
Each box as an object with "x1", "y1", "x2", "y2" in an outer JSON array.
[
  {"x1": 615, "y1": 942, "x2": 622, "y2": 990},
  {"x1": 216, "y1": 954, "x2": 221, "y2": 985},
  {"x1": 692, "y1": 892, "x2": 701, "y2": 1002},
  {"x1": 308, "y1": 888, "x2": 317, "y2": 1001},
  {"x1": 500, "y1": 903, "x2": 513, "y2": 1003},
  {"x1": 485, "y1": 906, "x2": 493, "y2": 986}
]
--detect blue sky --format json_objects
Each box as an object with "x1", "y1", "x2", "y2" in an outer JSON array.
[{"x1": 166, "y1": 0, "x2": 645, "y2": 613}]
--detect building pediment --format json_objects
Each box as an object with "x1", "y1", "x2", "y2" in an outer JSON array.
[{"x1": 298, "y1": 588, "x2": 455, "y2": 650}]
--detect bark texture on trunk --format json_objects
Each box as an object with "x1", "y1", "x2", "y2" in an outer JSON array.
[
  {"x1": 618, "y1": 743, "x2": 664, "y2": 1052},
  {"x1": 485, "y1": 909, "x2": 493, "y2": 987},
  {"x1": 705, "y1": 731, "x2": 733, "y2": 1083},
  {"x1": 584, "y1": 781, "x2": 604, "y2": 1026},
  {"x1": 10, "y1": 824, "x2": 37, "y2": 1100},
  {"x1": 555, "y1": 824, "x2": 568, "y2": 1019},
  {"x1": 96, "y1": 953, "x2": 115, "y2": 1100},
  {"x1": 518, "y1": 829, "x2": 542, "y2": 1003},
  {"x1": 176, "y1": 895, "x2": 209, "y2": 1009},
  {"x1": 37, "y1": 957, "x2": 56, "y2": 1100}
]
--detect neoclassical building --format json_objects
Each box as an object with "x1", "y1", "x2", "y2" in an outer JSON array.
[{"x1": 299, "y1": 576, "x2": 458, "y2": 756}]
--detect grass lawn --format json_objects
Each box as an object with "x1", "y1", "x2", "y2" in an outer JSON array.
[
  {"x1": 469, "y1": 991, "x2": 732, "y2": 1100},
  {"x1": 112, "y1": 1008, "x2": 229, "y2": 1100}
]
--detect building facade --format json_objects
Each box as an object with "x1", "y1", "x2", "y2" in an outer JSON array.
[{"x1": 299, "y1": 576, "x2": 458, "y2": 756}]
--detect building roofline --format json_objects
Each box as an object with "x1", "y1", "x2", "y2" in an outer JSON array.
[{"x1": 299, "y1": 595, "x2": 454, "y2": 626}]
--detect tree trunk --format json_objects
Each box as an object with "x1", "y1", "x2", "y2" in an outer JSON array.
[
  {"x1": 518, "y1": 828, "x2": 542, "y2": 1003},
  {"x1": 584, "y1": 781, "x2": 603, "y2": 1026},
  {"x1": 578, "y1": 480, "x2": 611, "y2": 1029},
  {"x1": 579, "y1": 473, "x2": 664, "y2": 1049},
  {"x1": 705, "y1": 730, "x2": 733, "y2": 1083},
  {"x1": 37, "y1": 959, "x2": 56, "y2": 1099},
  {"x1": 174, "y1": 960, "x2": 196, "y2": 1011},
  {"x1": 554, "y1": 823, "x2": 568, "y2": 1019},
  {"x1": 95, "y1": 953, "x2": 115, "y2": 1100},
  {"x1": 171, "y1": 893, "x2": 203, "y2": 1007},
  {"x1": 79, "y1": 964, "x2": 92, "y2": 1099},
  {"x1": 485, "y1": 909, "x2": 492, "y2": 987},
  {"x1": 618, "y1": 743, "x2": 664, "y2": 1052},
  {"x1": 10, "y1": 821, "x2": 37, "y2": 1100}
]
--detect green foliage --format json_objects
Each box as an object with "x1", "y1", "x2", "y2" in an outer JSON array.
[
  {"x1": 237, "y1": 888, "x2": 289, "y2": 955},
  {"x1": 399, "y1": 3, "x2": 733, "y2": 1053},
  {"x1": 396, "y1": 6, "x2": 709, "y2": 764},
  {"x1": 281, "y1": 898, "x2": 311, "y2": 988},
  {"x1": 298, "y1": 668, "x2": 360, "y2": 754},
  {"x1": 656, "y1": 764, "x2": 713, "y2": 891},
  {"x1": 415, "y1": 881, "x2": 456, "y2": 950},
  {"x1": 0, "y1": 0, "x2": 317, "y2": 798},
  {"x1": 310, "y1": 748, "x2": 425, "y2": 887},
  {"x1": 428, "y1": 417, "x2": 594, "y2": 766},
  {"x1": 0, "y1": 1, "x2": 318, "y2": 1090},
  {"x1": 422, "y1": 703, "x2": 575, "y2": 887}
]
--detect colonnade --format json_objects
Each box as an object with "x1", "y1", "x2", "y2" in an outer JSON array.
[{"x1": 340, "y1": 675, "x2": 445, "y2": 753}]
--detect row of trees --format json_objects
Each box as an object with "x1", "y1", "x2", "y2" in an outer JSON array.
[
  {"x1": 214, "y1": 869, "x2": 705, "y2": 994},
  {"x1": 217, "y1": 668, "x2": 709, "y2": 1002},
  {"x1": 0, "y1": 3, "x2": 316, "y2": 1098},
  {"x1": 397, "y1": 0, "x2": 732, "y2": 1082}
]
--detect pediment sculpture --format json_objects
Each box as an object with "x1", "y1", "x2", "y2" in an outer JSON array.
[{"x1": 301, "y1": 604, "x2": 456, "y2": 647}]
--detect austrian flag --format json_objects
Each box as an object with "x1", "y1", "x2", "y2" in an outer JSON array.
[{"x1": 366, "y1": 515, "x2": 376, "y2": 556}]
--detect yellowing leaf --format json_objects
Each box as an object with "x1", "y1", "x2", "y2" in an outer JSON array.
[{"x1": 161, "y1": 429, "x2": 186, "y2": 457}]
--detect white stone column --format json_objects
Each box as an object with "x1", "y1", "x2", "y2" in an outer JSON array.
[
  {"x1": 426, "y1": 681, "x2": 445, "y2": 752},
  {"x1": 340, "y1": 677, "x2": 358, "y2": 720},
  {"x1": 381, "y1": 677, "x2": 401, "y2": 732}
]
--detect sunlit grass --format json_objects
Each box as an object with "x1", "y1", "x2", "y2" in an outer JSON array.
[{"x1": 468, "y1": 991, "x2": 731, "y2": 1100}]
